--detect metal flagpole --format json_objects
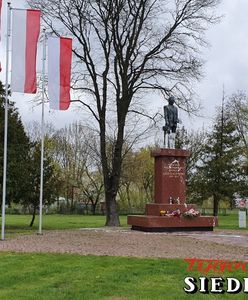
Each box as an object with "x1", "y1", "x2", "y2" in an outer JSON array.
[
  {"x1": 38, "y1": 29, "x2": 46, "y2": 235},
  {"x1": 1, "y1": 2, "x2": 11, "y2": 241}
]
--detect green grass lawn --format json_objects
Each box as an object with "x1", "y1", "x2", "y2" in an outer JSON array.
[
  {"x1": 2, "y1": 212, "x2": 247, "y2": 235},
  {"x1": 217, "y1": 213, "x2": 247, "y2": 230},
  {"x1": 0, "y1": 253, "x2": 247, "y2": 300},
  {"x1": 0, "y1": 214, "x2": 247, "y2": 299},
  {"x1": 2, "y1": 214, "x2": 128, "y2": 237}
]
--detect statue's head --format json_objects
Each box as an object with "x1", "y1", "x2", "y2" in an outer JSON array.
[{"x1": 168, "y1": 96, "x2": 175, "y2": 105}]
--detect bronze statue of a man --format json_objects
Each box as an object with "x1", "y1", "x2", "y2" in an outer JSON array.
[{"x1": 163, "y1": 96, "x2": 179, "y2": 148}]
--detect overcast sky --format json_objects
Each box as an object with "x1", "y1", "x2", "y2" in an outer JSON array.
[{"x1": 1, "y1": 0, "x2": 248, "y2": 136}]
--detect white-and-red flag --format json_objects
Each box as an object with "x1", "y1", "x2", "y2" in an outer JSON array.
[
  {"x1": 11, "y1": 9, "x2": 41, "y2": 93},
  {"x1": 0, "y1": 0, "x2": 2, "y2": 72},
  {"x1": 48, "y1": 36, "x2": 72, "y2": 110}
]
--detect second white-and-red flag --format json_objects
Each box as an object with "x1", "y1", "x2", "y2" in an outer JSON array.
[
  {"x1": 11, "y1": 9, "x2": 41, "y2": 93},
  {"x1": 48, "y1": 36, "x2": 72, "y2": 110}
]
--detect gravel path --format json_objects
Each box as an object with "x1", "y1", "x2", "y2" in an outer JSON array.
[{"x1": 0, "y1": 228, "x2": 248, "y2": 260}]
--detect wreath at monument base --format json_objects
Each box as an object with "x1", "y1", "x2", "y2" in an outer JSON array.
[{"x1": 183, "y1": 208, "x2": 200, "y2": 218}]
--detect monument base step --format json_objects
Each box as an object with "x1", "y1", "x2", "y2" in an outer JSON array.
[
  {"x1": 128, "y1": 215, "x2": 215, "y2": 232},
  {"x1": 131, "y1": 226, "x2": 213, "y2": 232}
]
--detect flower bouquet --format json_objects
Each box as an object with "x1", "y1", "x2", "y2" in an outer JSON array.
[
  {"x1": 160, "y1": 210, "x2": 167, "y2": 216},
  {"x1": 170, "y1": 209, "x2": 181, "y2": 217},
  {"x1": 183, "y1": 208, "x2": 200, "y2": 218}
]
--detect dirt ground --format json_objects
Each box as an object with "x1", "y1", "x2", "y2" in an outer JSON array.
[{"x1": 0, "y1": 228, "x2": 248, "y2": 260}]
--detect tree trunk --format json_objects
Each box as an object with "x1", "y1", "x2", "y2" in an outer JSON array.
[
  {"x1": 70, "y1": 186, "x2": 74, "y2": 213},
  {"x1": 91, "y1": 203, "x2": 97, "y2": 215},
  {"x1": 90, "y1": 196, "x2": 97, "y2": 215},
  {"x1": 66, "y1": 185, "x2": 70, "y2": 211},
  {"x1": 100, "y1": 100, "x2": 128, "y2": 227},
  {"x1": 105, "y1": 197, "x2": 120, "y2": 226},
  {"x1": 105, "y1": 182, "x2": 120, "y2": 226},
  {"x1": 213, "y1": 194, "x2": 219, "y2": 216},
  {"x1": 101, "y1": 145, "x2": 122, "y2": 226},
  {"x1": 57, "y1": 197, "x2": 60, "y2": 212},
  {"x1": 125, "y1": 183, "x2": 132, "y2": 213},
  {"x1": 85, "y1": 203, "x2": 89, "y2": 215},
  {"x1": 29, "y1": 205, "x2": 37, "y2": 227}
]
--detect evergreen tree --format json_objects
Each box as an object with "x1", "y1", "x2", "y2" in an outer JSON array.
[
  {"x1": 21, "y1": 141, "x2": 58, "y2": 227},
  {"x1": 176, "y1": 127, "x2": 208, "y2": 204},
  {"x1": 0, "y1": 82, "x2": 59, "y2": 224},
  {"x1": 226, "y1": 92, "x2": 248, "y2": 183},
  {"x1": 0, "y1": 82, "x2": 31, "y2": 206},
  {"x1": 192, "y1": 105, "x2": 246, "y2": 216}
]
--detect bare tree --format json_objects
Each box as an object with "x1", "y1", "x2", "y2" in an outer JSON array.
[
  {"x1": 26, "y1": 121, "x2": 56, "y2": 142},
  {"x1": 29, "y1": 0, "x2": 220, "y2": 225},
  {"x1": 81, "y1": 166, "x2": 104, "y2": 215},
  {"x1": 51, "y1": 122, "x2": 94, "y2": 210}
]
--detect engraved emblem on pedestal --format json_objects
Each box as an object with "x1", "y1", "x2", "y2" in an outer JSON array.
[{"x1": 163, "y1": 159, "x2": 184, "y2": 178}]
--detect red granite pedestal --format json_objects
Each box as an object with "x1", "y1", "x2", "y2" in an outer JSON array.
[{"x1": 127, "y1": 148, "x2": 216, "y2": 232}]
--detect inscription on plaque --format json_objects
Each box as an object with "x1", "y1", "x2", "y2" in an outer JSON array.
[{"x1": 163, "y1": 159, "x2": 184, "y2": 178}]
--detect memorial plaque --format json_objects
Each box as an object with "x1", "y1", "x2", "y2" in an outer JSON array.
[{"x1": 239, "y1": 210, "x2": 246, "y2": 228}]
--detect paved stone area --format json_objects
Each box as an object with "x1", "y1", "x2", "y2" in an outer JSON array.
[
  {"x1": 0, "y1": 228, "x2": 247, "y2": 260},
  {"x1": 179, "y1": 230, "x2": 248, "y2": 248}
]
